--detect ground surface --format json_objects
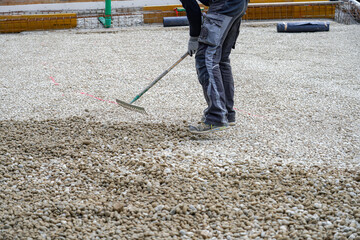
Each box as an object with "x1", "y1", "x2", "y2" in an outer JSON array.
[{"x1": 0, "y1": 22, "x2": 359, "y2": 239}]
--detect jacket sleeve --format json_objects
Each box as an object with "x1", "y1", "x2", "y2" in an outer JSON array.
[{"x1": 179, "y1": 0, "x2": 202, "y2": 37}]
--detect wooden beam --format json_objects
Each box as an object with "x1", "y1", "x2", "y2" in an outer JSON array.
[
  {"x1": 143, "y1": 1, "x2": 341, "y2": 23},
  {"x1": 0, "y1": 13, "x2": 77, "y2": 33}
]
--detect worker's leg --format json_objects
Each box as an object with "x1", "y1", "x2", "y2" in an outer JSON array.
[
  {"x1": 219, "y1": 16, "x2": 242, "y2": 123},
  {"x1": 196, "y1": 42, "x2": 227, "y2": 126}
]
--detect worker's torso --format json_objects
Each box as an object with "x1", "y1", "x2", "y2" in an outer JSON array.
[{"x1": 208, "y1": 0, "x2": 248, "y2": 17}]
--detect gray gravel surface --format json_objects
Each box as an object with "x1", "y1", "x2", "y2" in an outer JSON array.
[{"x1": 1, "y1": 22, "x2": 359, "y2": 239}]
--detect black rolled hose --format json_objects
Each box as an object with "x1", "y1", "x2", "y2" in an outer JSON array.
[
  {"x1": 277, "y1": 21, "x2": 330, "y2": 33},
  {"x1": 163, "y1": 16, "x2": 189, "y2": 27}
]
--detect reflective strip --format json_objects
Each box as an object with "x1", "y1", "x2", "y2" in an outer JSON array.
[{"x1": 212, "y1": 64, "x2": 219, "y2": 70}]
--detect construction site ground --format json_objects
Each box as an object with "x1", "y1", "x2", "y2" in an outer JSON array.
[{"x1": 0, "y1": 22, "x2": 359, "y2": 239}]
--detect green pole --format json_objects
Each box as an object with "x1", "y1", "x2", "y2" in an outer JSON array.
[
  {"x1": 98, "y1": 0, "x2": 111, "y2": 28},
  {"x1": 105, "y1": 0, "x2": 111, "y2": 28}
]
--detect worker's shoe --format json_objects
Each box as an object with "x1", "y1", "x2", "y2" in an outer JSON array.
[
  {"x1": 189, "y1": 122, "x2": 229, "y2": 134},
  {"x1": 228, "y1": 120, "x2": 236, "y2": 126},
  {"x1": 200, "y1": 116, "x2": 236, "y2": 126}
]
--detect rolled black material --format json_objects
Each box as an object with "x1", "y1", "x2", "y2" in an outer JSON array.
[
  {"x1": 277, "y1": 22, "x2": 330, "y2": 33},
  {"x1": 163, "y1": 16, "x2": 189, "y2": 27}
]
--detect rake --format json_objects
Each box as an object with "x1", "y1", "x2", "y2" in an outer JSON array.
[{"x1": 116, "y1": 52, "x2": 189, "y2": 114}]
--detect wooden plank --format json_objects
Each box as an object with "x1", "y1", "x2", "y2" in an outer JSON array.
[
  {"x1": 249, "y1": 0, "x2": 327, "y2": 3},
  {"x1": 248, "y1": 1, "x2": 340, "y2": 7},
  {"x1": 0, "y1": 0, "x2": 121, "y2": 6},
  {"x1": 143, "y1": 1, "x2": 340, "y2": 23},
  {"x1": 243, "y1": 2, "x2": 338, "y2": 20},
  {"x1": 143, "y1": 4, "x2": 208, "y2": 12},
  {"x1": 0, "y1": 13, "x2": 77, "y2": 33},
  {"x1": 143, "y1": 4, "x2": 208, "y2": 24}
]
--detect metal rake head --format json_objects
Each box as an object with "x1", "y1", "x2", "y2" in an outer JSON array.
[{"x1": 116, "y1": 99, "x2": 147, "y2": 115}]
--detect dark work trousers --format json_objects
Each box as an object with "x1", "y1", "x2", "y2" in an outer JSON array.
[{"x1": 195, "y1": 11, "x2": 244, "y2": 126}]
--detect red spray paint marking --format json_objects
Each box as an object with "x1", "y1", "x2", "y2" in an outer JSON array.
[
  {"x1": 50, "y1": 76, "x2": 59, "y2": 85},
  {"x1": 49, "y1": 76, "x2": 116, "y2": 104},
  {"x1": 79, "y1": 92, "x2": 118, "y2": 105},
  {"x1": 49, "y1": 76, "x2": 263, "y2": 117},
  {"x1": 77, "y1": 93, "x2": 264, "y2": 119}
]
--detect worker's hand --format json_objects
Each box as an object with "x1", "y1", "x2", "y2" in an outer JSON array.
[{"x1": 188, "y1": 36, "x2": 199, "y2": 57}]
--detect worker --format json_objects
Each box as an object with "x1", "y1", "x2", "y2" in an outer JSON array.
[{"x1": 179, "y1": 0, "x2": 249, "y2": 134}]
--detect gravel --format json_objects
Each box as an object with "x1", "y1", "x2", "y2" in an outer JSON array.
[{"x1": 0, "y1": 21, "x2": 359, "y2": 239}]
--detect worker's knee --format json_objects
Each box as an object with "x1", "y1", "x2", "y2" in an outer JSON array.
[{"x1": 196, "y1": 60, "x2": 209, "y2": 86}]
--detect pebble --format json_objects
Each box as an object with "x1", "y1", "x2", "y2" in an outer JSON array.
[
  {"x1": 314, "y1": 203, "x2": 322, "y2": 209},
  {"x1": 200, "y1": 230, "x2": 212, "y2": 239},
  {"x1": 113, "y1": 203, "x2": 124, "y2": 213},
  {"x1": 154, "y1": 205, "x2": 164, "y2": 212}
]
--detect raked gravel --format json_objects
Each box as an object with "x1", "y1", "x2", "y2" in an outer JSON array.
[{"x1": 0, "y1": 22, "x2": 359, "y2": 239}]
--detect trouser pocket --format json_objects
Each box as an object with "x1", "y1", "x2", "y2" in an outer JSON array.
[{"x1": 198, "y1": 13, "x2": 233, "y2": 47}]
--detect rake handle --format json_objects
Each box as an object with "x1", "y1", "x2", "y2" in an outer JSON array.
[{"x1": 130, "y1": 52, "x2": 189, "y2": 104}]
